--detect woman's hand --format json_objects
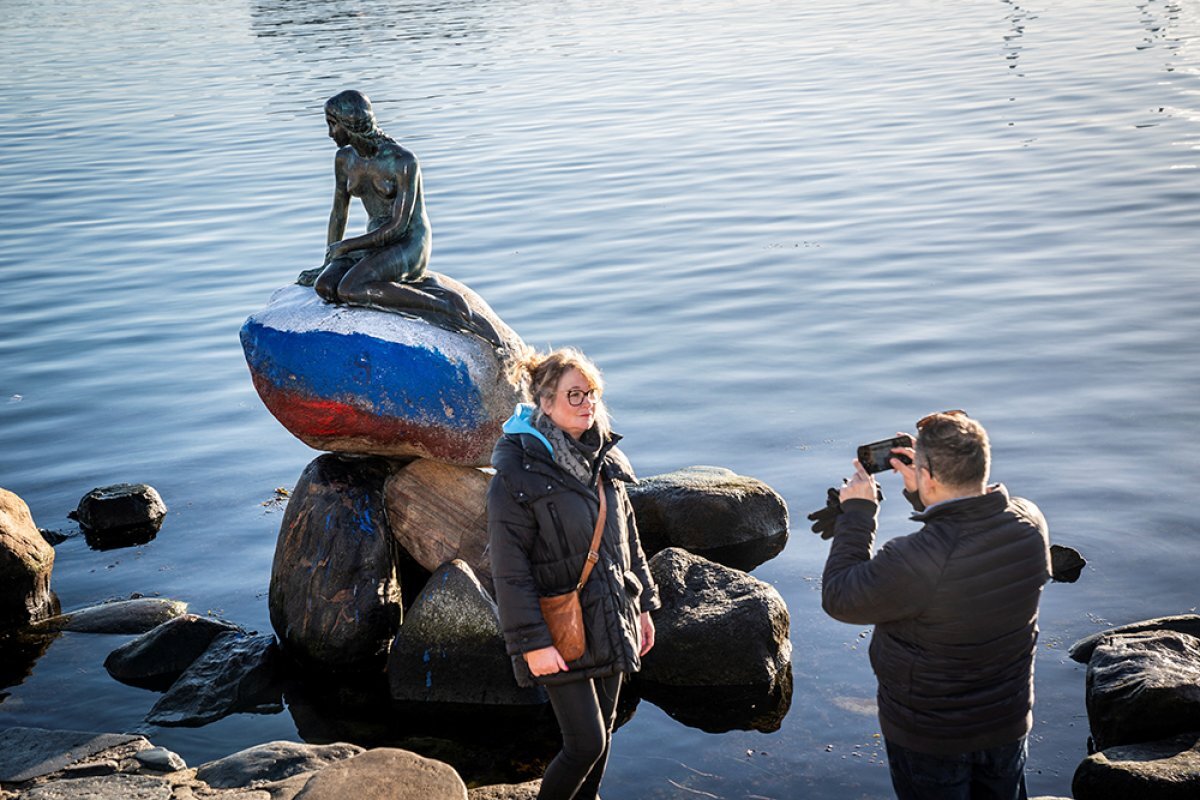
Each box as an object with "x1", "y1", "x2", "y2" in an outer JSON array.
[
  {"x1": 638, "y1": 611, "x2": 656, "y2": 656},
  {"x1": 524, "y1": 646, "x2": 568, "y2": 676}
]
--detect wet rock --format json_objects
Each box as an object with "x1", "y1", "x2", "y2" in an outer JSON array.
[
  {"x1": 468, "y1": 781, "x2": 541, "y2": 800},
  {"x1": 1049, "y1": 543, "x2": 1086, "y2": 583},
  {"x1": 291, "y1": 747, "x2": 467, "y2": 799},
  {"x1": 1085, "y1": 629, "x2": 1200, "y2": 750},
  {"x1": 269, "y1": 455, "x2": 402, "y2": 672},
  {"x1": 0, "y1": 487, "x2": 56, "y2": 627},
  {"x1": 1069, "y1": 614, "x2": 1200, "y2": 664},
  {"x1": 145, "y1": 631, "x2": 280, "y2": 727},
  {"x1": 635, "y1": 665, "x2": 794, "y2": 734},
  {"x1": 17, "y1": 774, "x2": 172, "y2": 799},
  {"x1": 387, "y1": 560, "x2": 545, "y2": 705},
  {"x1": 0, "y1": 726, "x2": 148, "y2": 783},
  {"x1": 640, "y1": 548, "x2": 791, "y2": 687},
  {"x1": 104, "y1": 613, "x2": 243, "y2": 690},
  {"x1": 74, "y1": 483, "x2": 167, "y2": 548},
  {"x1": 386, "y1": 460, "x2": 493, "y2": 593},
  {"x1": 241, "y1": 282, "x2": 526, "y2": 466},
  {"x1": 627, "y1": 466, "x2": 788, "y2": 571},
  {"x1": 134, "y1": 746, "x2": 186, "y2": 772},
  {"x1": 35, "y1": 597, "x2": 187, "y2": 634},
  {"x1": 257, "y1": 772, "x2": 316, "y2": 800},
  {"x1": 1072, "y1": 731, "x2": 1200, "y2": 800},
  {"x1": 195, "y1": 741, "x2": 364, "y2": 789}
]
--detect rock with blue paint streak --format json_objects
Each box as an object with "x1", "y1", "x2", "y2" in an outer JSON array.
[
  {"x1": 387, "y1": 560, "x2": 545, "y2": 706},
  {"x1": 269, "y1": 455, "x2": 402, "y2": 672},
  {"x1": 240, "y1": 282, "x2": 527, "y2": 467}
]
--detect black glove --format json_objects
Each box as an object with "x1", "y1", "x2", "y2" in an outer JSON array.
[
  {"x1": 806, "y1": 487, "x2": 843, "y2": 540},
  {"x1": 807, "y1": 485, "x2": 887, "y2": 540}
]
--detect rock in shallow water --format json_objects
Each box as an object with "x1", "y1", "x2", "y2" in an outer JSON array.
[
  {"x1": 145, "y1": 631, "x2": 280, "y2": 727},
  {"x1": 1084, "y1": 629, "x2": 1200, "y2": 750},
  {"x1": 640, "y1": 548, "x2": 791, "y2": 687},
  {"x1": 240, "y1": 284, "x2": 525, "y2": 466},
  {"x1": 36, "y1": 597, "x2": 187, "y2": 634},
  {"x1": 627, "y1": 466, "x2": 788, "y2": 571},
  {"x1": 73, "y1": 483, "x2": 167, "y2": 547},
  {"x1": 1072, "y1": 731, "x2": 1200, "y2": 800},
  {"x1": 104, "y1": 613, "x2": 243, "y2": 690},
  {"x1": 269, "y1": 454, "x2": 401, "y2": 672},
  {"x1": 0, "y1": 487, "x2": 56, "y2": 628}
]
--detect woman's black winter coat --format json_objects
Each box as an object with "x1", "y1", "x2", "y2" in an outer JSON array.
[{"x1": 487, "y1": 430, "x2": 661, "y2": 688}]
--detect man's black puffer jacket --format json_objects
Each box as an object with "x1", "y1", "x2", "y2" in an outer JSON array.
[{"x1": 488, "y1": 429, "x2": 660, "y2": 688}]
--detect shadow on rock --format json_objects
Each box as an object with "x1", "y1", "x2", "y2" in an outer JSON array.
[
  {"x1": 283, "y1": 667, "x2": 560, "y2": 786},
  {"x1": 633, "y1": 665, "x2": 793, "y2": 734}
]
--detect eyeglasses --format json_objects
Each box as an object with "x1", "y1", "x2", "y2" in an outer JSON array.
[
  {"x1": 561, "y1": 388, "x2": 601, "y2": 407},
  {"x1": 915, "y1": 409, "x2": 967, "y2": 431}
]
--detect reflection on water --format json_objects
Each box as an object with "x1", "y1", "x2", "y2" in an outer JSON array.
[{"x1": 2, "y1": 0, "x2": 1200, "y2": 796}]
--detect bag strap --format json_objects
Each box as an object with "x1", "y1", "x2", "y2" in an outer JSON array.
[{"x1": 575, "y1": 474, "x2": 607, "y2": 591}]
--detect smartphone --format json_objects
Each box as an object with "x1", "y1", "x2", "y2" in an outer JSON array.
[{"x1": 857, "y1": 434, "x2": 915, "y2": 475}]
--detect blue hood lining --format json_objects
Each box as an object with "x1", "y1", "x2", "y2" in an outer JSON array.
[{"x1": 501, "y1": 403, "x2": 553, "y2": 456}]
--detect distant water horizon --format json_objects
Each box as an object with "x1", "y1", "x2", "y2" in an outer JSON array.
[{"x1": 2, "y1": 0, "x2": 1198, "y2": 796}]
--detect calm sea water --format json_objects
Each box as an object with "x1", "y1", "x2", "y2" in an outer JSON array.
[{"x1": 2, "y1": 0, "x2": 1198, "y2": 796}]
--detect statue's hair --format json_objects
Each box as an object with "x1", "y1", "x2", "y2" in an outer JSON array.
[
  {"x1": 511, "y1": 347, "x2": 611, "y2": 438},
  {"x1": 324, "y1": 89, "x2": 394, "y2": 148}
]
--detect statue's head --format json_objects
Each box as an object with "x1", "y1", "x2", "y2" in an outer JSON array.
[{"x1": 324, "y1": 90, "x2": 380, "y2": 145}]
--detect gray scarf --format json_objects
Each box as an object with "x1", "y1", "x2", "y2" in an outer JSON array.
[{"x1": 534, "y1": 411, "x2": 600, "y2": 487}]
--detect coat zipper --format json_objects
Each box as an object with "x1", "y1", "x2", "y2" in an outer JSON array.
[{"x1": 547, "y1": 502, "x2": 572, "y2": 555}]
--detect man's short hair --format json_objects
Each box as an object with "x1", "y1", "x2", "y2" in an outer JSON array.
[{"x1": 917, "y1": 413, "x2": 990, "y2": 489}]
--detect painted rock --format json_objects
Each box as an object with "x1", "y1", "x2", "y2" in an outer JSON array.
[{"x1": 240, "y1": 282, "x2": 526, "y2": 466}]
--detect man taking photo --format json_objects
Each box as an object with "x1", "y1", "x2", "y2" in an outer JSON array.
[{"x1": 817, "y1": 411, "x2": 1051, "y2": 800}]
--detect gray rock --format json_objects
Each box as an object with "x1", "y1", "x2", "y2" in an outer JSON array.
[
  {"x1": 0, "y1": 726, "x2": 147, "y2": 783},
  {"x1": 134, "y1": 746, "x2": 187, "y2": 772},
  {"x1": 292, "y1": 748, "x2": 467, "y2": 800},
  {"x1": 1085, "y1": 629, "x2": 1200, "y2": 750},
  {"x1": 17, "y1": 774, "x2": 172, "y2": 800},
  {"x1": 1069, "y1": 613, "x2": 1200, "y2": 664},
  {"x1": 59, "y1": 760, "x2": 119, "y2": 778},
  {"x1": 387, "y1": 560, "x2": 545, "y2": 705},
  {"x1": 1072, "y1": 731, "x2": 1200, "y2": 800},
  {"x1": 640, "y1": 548, "x2": 791, "y2": 687},
  {"x1": 105, "y1": 613, "x2": 243, "y2": 690},
  {"x1": 468, "y1": 780, "x2": 541, "y2": 800},
  {"x1": 627, "y1": 466, "x2": 788, "y2": 571},
  {"x1": 36, "y1": 597, "x2": 188, "y2": 634},
  {"x1": 195, "y1": 741, "x2": 363, "y2": 789},
  {"x1": 269, "y1": 455, "x2": 402, "y2": 672},
  {"x1": 1049, "y1": 543, "x2": 1086, "y2": 583},
  {"x1": 257, "y1": 772, "x2": 317, "y2": 800},
  {"x1": 0, "y1": 487, "x2": 56, "y2": 628},
  {"x1": 145, "y1": 631, "x2": 280, "y2": 727},
  {"x1": 74, "y1": 483, "x2": 167, "y2": 542}
]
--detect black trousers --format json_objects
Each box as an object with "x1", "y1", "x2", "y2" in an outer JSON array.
[{"x1": 538, "y1": 673, "x2": 623, "y2": 800}]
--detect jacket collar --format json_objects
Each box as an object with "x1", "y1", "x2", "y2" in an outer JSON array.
[
  {"x1": 911, "y1": 483, "x2": 1009, "y2": 522},
  {"x1": 499, "y1": 403, "x2": 632, "y2": 483}
]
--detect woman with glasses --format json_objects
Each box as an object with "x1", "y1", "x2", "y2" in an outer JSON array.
[{"x1": 488, "y1": 347, "x2": 660, "y2": 800}]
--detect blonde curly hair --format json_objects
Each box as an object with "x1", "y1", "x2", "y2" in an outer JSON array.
[{"x1": 510, "y1": 347, "x2": 610, "y2": 438}]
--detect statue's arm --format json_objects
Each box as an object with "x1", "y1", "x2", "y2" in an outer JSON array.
[{"x1": 326, "y1": 158, "x2": 351, "y2": 248}]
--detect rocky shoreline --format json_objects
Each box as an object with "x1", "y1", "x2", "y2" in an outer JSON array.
[{"x1": 0, "y1": 726, "x2": 539, "y2": 799}]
